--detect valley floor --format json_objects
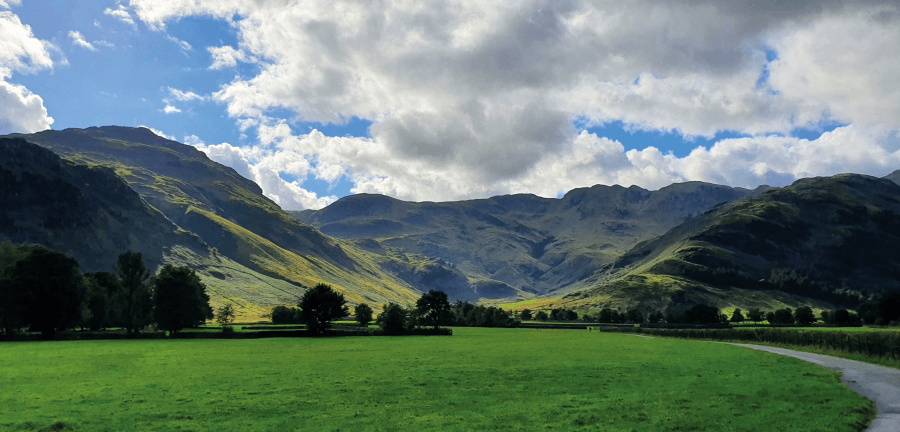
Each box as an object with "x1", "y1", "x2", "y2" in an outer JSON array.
[{"x1": 0, "y1": 328, "x2": 874, "y2": 431}]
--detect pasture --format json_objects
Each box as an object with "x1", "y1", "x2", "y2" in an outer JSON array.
[{"x1": 0, "y1": 328, "x2": 873, "y2": 431}]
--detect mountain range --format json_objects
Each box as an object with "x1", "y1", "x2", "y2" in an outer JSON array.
[{"x1": 3, "y1": 126, "x2": 899, "y2": 318}]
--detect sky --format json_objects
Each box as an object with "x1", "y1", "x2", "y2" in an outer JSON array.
[{"x1": 2, "y1": 1, "x2": 899, "y2": 210}]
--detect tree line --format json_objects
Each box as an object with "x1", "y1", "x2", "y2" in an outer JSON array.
[
  {"x1": 520, "y1": 304, "x2": 872, "y2": 326},
  {"x1": 678, "y1": 266, "x2": 867, "y2": 307},
  {"x1": 271, "y1": 288, "x2": 520, "y2": 335},
  {"x1": 0, "y1": 242, "x2": 212, "y2": 339}
]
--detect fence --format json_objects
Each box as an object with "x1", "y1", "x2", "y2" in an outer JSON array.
[{"x1": 596, "y1": 326, "x2": 900, "y2": 360}]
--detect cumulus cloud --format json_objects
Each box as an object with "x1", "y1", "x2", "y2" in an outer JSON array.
[
  {"x1": 187, "y1": 135, "x2": 336, "y2": 209},
  {"x1": 0, "y1": 0, "x2": 21, "y2": 9},
  {"x1": 0, "y1": 80, "x2": 53, "y2": 134},
  {"x1": 104, "y1": 4, "x2": 136, "y2": 27},
  {"x1": 130, "y1": 0, "x2": 900, "y2": 203},
  {"x1": 0, "y1": 10, "x2": 53, "y2": 134},
  {"x1": 766, "y1": 6, "x2": 900, "y2": 129},
  {"x1": 0, "y1": 11, "x2": 53, "y2": 76},
  {"x1": 68, "y1": 30, "x2": 97, "y2": 51},
  {"x1": 161, "y1": 104, "x2": 181, "y2": 114}
]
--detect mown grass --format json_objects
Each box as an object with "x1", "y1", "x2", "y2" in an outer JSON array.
[{"x1": 0, "y1": 328, "x2": 873, "y2": 431}]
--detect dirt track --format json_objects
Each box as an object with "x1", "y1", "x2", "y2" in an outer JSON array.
[{"x1": 731, "y1": 344, "x2": 900, "y2": 432}]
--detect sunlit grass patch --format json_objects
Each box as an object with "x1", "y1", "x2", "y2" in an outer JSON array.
[{"x1": 0, "y1": 328, "x2": 873, "y2": 431}]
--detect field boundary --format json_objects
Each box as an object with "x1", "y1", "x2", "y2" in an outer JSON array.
[
  {"x1": 595, "y1": 326, "x2": 900, "y2": 366},
  {"x1": 0, "y1": 327, "x2": 451, "y2": 341}
]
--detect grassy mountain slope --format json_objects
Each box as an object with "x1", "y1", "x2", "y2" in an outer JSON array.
[
  {"x1": 293, "y1": 182, "x2": 763, "y2": 298},
  {"x1": 0, "y1": 137, "x2": 200, "y2": 272},
  {"x1": 532, "y1": 174, "x2": 900, "y2": 314},
  {"x1": 4, "y1": 128, "x2": 422, "y2": 319}
]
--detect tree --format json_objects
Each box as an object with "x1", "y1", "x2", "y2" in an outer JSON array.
[
  {"x1": 765, "y1": 311, "x2": 776, "y2": 324},
  {"x1": 625, "y1": 309, "x2": 643, "y2": 323},
  {"x1": 746, "y1": 308, "x2": 764, "y2": 323},
  {"x1": 773, "y1": 308, "x2": 794, "y2": 325},
  {"x1": 85, "y1": 271, "x2": 122, "y2": 330},
  {"x1": 684, "y1": 304, "x2": 720, "y2": 324},
  {"x1": 2, "y1": 245, "x2": 84, "y2": 339},
  {"x1": 490, "y1": 307, "x2": 511, "y2": 327},
  {"x1": 834, "y1": 309, "x2": 852, "y2": 325},
  {"x1": 355, "y1": 303, "x2": 374, "y2": 328},
  {"x1": 794, "y1": 306, "x2": 815, "y2": 325},
  {"x1": 877, "y1": 293, "x2": 900, "y2": 324},
  {"x1": 0, "y1": 242, "x2": 50, "y2": 335},
  {"x1": 416, "y1": 290, "x2": 451, "y2": 331},
  {"x1": 81, "y1": 275, "x2": 107, "y2": 331},
  {"x1": 520, "y1": 309, "x2": 533, "y2": 321},
  {"x1": 535, "y1": 310, "x2": 549, "y2": 321},
  {"x1": 152, "y1": 265, "x2": 213, "y2": 335},
  {"x1": 216, "y1": 303, "x2": 236, "y2": 330},
  {"x1": 114, "y1": 251, "x2": 152, "y2": 335},
  {"x1": 377, "y1": 303, "x2": 408, "y2": 335},
  {"x1": 450, "y1": 301, "x2": 476, "y2": 325},
  {"x1": 298, "y1": 283, "x2": 349, "y2": 335},
  {"x1": 730, "y1": 308, "x2": 745, "y2": 324},
  {"x1": 271, "y1": 305, "x2": 301, "y2": 324},
  {"x1": 598, "y1": 308, "x2": 614, "y2": 323}
]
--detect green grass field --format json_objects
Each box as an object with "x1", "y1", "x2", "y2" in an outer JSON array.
[{"x1": 0, "y1": 328, "x2": 873, "y2": 431}]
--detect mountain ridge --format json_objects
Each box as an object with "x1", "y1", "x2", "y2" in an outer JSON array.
[
  {"x1": 6, "y1": 126, "x2": 900, "y2": 318},
  {"x1": 292, "y1": 179, "x2": 767, "y2": 296}
]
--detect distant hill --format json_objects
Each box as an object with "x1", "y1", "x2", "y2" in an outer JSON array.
[
  {"x1": 293, "y1": 182, "x2": 767, "y2": 297},
  {"x1": 531, "y1": 173, "x2": 900, "y2": 314}
]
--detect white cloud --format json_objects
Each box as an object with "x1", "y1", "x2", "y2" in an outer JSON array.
[
  {"x1": 166, "y1": 86, "x2": 204, "y2": 101},
  {"x1": 207, "y1": 45, "x2": 247, "y2": 70},
  {"x1": 187, "y1": 135, "x2": 336, "y2": 210},
  {"x1": 766, "y1": 6, "x2": 900, "y2": 129},
  {"x1": 0, "y1": 11, "x2": 53, "y2": 77},
  {"x1": 104, "y1": 5, "x2": 136, "y2": 27},
  {"x1": 0, "y1": 80, "x2": 52, "y2": 134},
  {"x1": 131, "y1": 1, "x2": 900, "y2": 203},
  {"x1": 166, "y1": 34, "x2": 192, "y2": 52},
  {"x1": 0, "y1": 0, "x2": 21, "y2": 9},
  {"x1": 68, "y1": 30, "x2": 97, "y2": 51},
  {"x1": 140, "y1": 125, "x2": 175, "y2": 140},
  {"x1": 161, "y1": 104, "x2": 181, "y2": 114},
  {"x1": 0, "y1": 10, "x2": 53, "y2": 133}
]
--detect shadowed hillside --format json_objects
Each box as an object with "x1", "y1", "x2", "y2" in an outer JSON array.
[
  {"x1": 2, "y1": 128, "x2": 424, "y2": 319},
  {"x1": 0, "y1": 137, "x2": 199, "y2": 271}
]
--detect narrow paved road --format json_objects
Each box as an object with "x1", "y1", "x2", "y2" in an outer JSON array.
[{"x1": 731, "y1": 344, "x2": 900, "y2": 432}]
